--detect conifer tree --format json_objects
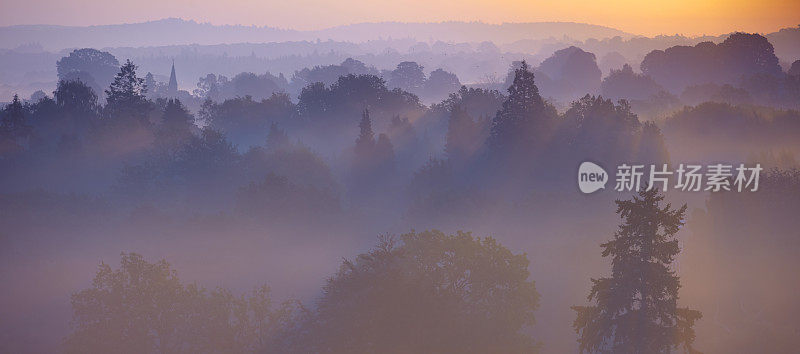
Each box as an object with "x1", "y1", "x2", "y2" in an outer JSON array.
[
  {"x1": 355, "y1": 108, "x2": 375, "y2": 154},
  {"x1": 105, "y1": 59, "x2": 150, "y2": 122},
  {"x1": 572, "y1": 188, "x2": 702, "y2": 353},
  {"x1": 488, "y1": 60, "x2": 556, "y2": 160},
  {"x1": 0, "y1": 94, "x2": 31, "y2": 156},
  {"x1": 1, "y1": 94, "x2": 28, "y2": 133}
]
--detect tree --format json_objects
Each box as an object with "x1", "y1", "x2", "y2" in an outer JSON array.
[
  {"x1": 564, "y1": 95, "x2": 641, "y2": 166},
  {"x1": 194, "y1": 73, "x2": 221, "y2": 101},
  {"x1": 144, "y1": 72, "x2": 158, "y2": 99},
  {"x1": 38, "y1": 79, "x2": 101, "y2": 143},
  {"x1": 0, "y1": 94, "x2": 31, "y2": 155},
  {"x1": 355, "y1": 108, "x2": 375, "y2": 154},
  {"x1": 56, "y1": 48, "x2": 120, "y2": 94},
  {"x1": 488, "y1": 60, "x2": 556, "y2": 159},
  {"x1": 54, "y1": 79, "x2": 99, "y2": 115},
  {"x1": 155, "y1": 99, "x2": 195, "y2": 151},
  {"x1": 64, "y1": 252, "x2": 305, "y2": 353},
  {"x1": 1, "y1": 94, "x2": 29, "y2": 135},
  {"x1": 445, "y1": 104, "x2": 481, "y2": 165},
  {"x1": 424, "y1": 68, "x2": 461, "y2": 101},
  {"x1": 789, "y1": 60, "x2": 800, "y2": 77},
  {"x1": 537, "y1": 46, "x2": 602, "y2": 99},
  {"x1": 601, "y1": 64, "x2": 664, "y2": 101},
  {"x1": 104, "y1": 59, "x2": 150, "y2": 123},
  {"x1": 433, "y1": 86, "x2": 505, "y2": 123},
  {"x1": 305, "y1": 230, "x2": 540, "y2": 353},
  {"x1": 572, "y1": 189, "x2": 701, "y2": 353},
  {"x1": 389, "y1": 61, "x2": 426, "y2": 93}
]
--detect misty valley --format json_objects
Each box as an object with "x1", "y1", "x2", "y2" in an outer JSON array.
[{"x1": 1, "y1": 20, "x2": 800, "y2": 354}]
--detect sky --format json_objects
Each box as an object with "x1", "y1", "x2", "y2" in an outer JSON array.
[{"x1": 1, "y1": 0, "x2": 798, "y2": 36}]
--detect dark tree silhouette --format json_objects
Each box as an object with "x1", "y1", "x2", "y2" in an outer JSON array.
[
  {"x1": 56, "y1": 48, "x2": 120, "y2": 95},
  {"x1": 0, "y1": 94, "x2": 31, "y2": 156},
  {"x1": 488, "y1": 60, "x2": 556, "y2": 159},
  {"x1": 789, "y1": 60, "x2": 800, "y2": 77},
  {"x1": 572, "y1": 189, "x2": 701, "y2": 353},
  {"x1": 154, "y1": 98, "x2": 195, "y2": 151},
  {"x1": 355, "y1": 108, "x2": 375, "y2": 154},
  {"x1": 537, "y1": 46, "x2": 602, "y2": 99},
  {"x1": 389, "y1": 61, "x2": 426, "y2": 93},
  {"x1": 641, "y1": 32, "x2": 782, "y2": 93},
  {"x1": 424, "y1": 68, "x2": 461, "y2": 102},
  {"x1": 600, "y1": 64, "x2": 664, "y2": 101},
  {"x1": 350, "y1": 108, "x2": 396, "y2": 198},
  {"x1": 55, "y1": 80, "x2": 99, "y2": 115},
  {"x1": 104, "y1": 59, "x2": 151, "y2": 123}
]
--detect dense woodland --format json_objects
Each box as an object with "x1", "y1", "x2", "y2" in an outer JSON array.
[{"x1": 1, "y1": 29, "x2": 799, "y2": 353}]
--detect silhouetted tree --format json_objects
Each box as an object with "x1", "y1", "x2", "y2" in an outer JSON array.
[
  {"x1": 104, "y1": 59, "x2": 151, "y2": 124},
  {"x1": 572, "y1": 189, "x2": 701, "y2": 353},
  {"x1": 0, "y1": 95, "x2": 31, "y2": 156},
  {"x1": 355, "y1": 109, "x2": 375, "y2": 154},
  {"x1": 601, "y1": 64, "x2": 664, "y2": 101},
  {"x1": 389, "y1": 61, "x2": 426, "y2": 93},
  {"x1": 194, "y1": 73, "x2": 222, "y2": 101},
  {"x1": 290, "y1": 58, "x2": 376, "y2": 92},
  {"x1": 55, "y1": 80, "x2": 99, "y2": 115},
  {"x1": 488, "y1": 60, "x2": 557, "y2": 160},
  {"x1": 789, "y1": 60, "x2": 800, "y2": 77},
  {"x1": 537, "y1": 46, "x2": 602, "y2": 99},
  {"x1": 641, "y1": 32, "x2": 782, "y2": 93},
  {"x1": 424, "y1": 68, "x2": 461, "y2": 102},
  {"x1": 56, "y1": 48, "x2": 120, "y2": 95},
  {"x1": 563, "y1": 95, "x2": 642, "y2": 166},
  {"x1": 434, "y1": 86, "x2": 505, "y2": 120},
  {"x1": 155, "y1": 99, "x2": 195, "y2": 151},
  {"x1": 205, "y1": 93, "x2": 297, "y2": 149}
]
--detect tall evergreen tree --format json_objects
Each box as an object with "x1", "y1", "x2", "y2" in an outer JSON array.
[
  {"x1": 355, "y1": 108, "x2": 375, "y2": 153},
  {"x1": 1, "y1": 94, "x2": 29, "y2": 134},
  {"x1": 0, "y1": 94, "x2": 31, "y2": 156},
  {"x1": 105, "y1": 59, "x2": 150, "y2": 122},
  {"x1": 488, "y1": 60, "x2": 556, "y2": 159},
  {"x1": 155, "y1": 99, "x2": 194, "y2": 151},
  {"x1": 572, "y1": 188, "x2": 701, "y2": 353}
]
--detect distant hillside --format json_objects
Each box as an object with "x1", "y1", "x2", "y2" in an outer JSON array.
[{"x1": 0, "y1": 18, "x2": 633, "y2": 51}]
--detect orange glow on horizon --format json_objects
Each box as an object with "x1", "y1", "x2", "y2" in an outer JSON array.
[{"x1": 1, "y1": 0, "x2": 798, "y2": 37}]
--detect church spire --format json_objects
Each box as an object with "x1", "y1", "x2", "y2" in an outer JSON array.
[{"x1": 167, "y1": 59, "x2": 178, "y2": 97}]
